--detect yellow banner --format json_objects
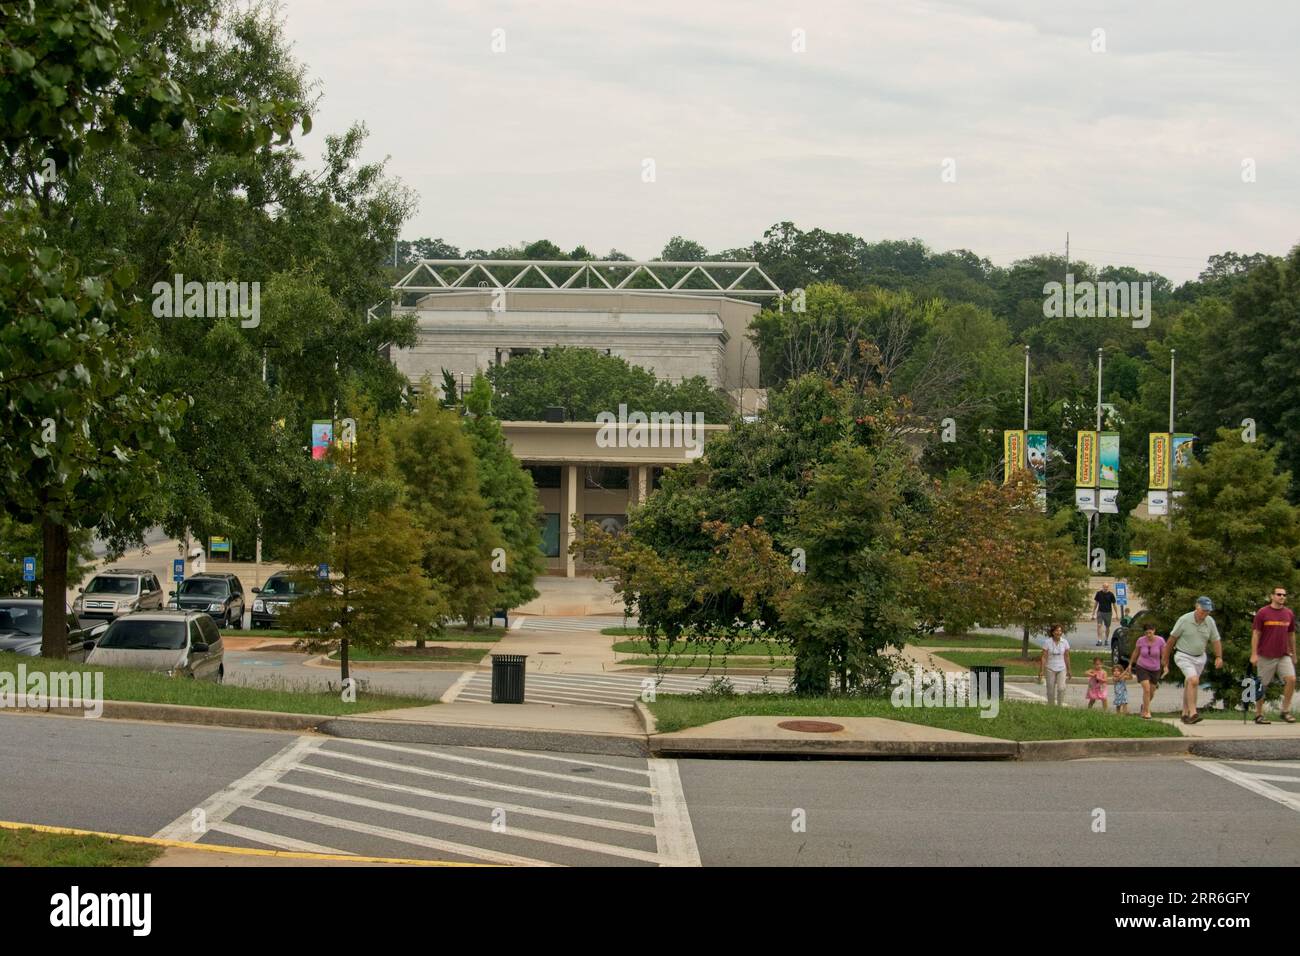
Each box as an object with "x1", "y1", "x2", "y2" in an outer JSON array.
[
  {"x1": 1076, "y1": 430, "x2": 1098, "y2": 486},
  {"x1": 1148, "y1": 433, "x2": 1170, "y2": 489},
  {"x1": 1004, "y1": 430, "x2": 1025, "y2": 484}
]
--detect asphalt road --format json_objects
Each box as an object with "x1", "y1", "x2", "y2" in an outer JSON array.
[{"x1": 3, "y1": 714, "x2": 1299, "y2": 866}]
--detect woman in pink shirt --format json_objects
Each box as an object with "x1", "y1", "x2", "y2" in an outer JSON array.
[{"x1": 1131, "y1": 622, "x2": 1166, "y2": 719}]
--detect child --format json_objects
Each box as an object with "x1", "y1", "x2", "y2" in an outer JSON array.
[
  {"x1": 1085, "y1": 657, "x2": 1109, "y2": 711},
  {"x1": 1112, "y1": 663, "x2": 1132, "y2": 715}
]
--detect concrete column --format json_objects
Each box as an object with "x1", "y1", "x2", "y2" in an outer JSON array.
[
  {"x1": 636, "y1": 465, "x2": 648, "y2": 505},
  {"x1": 563, "y1": 464, "x2": 578, "y2": 578}
]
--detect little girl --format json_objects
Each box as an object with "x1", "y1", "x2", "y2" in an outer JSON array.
[
  {"x1": 1112, "y1": 663, "x2": 1132, "y2": 715},
  {"x1": 1086, "y1": 658, "x2": 1109, "y2": 711}
]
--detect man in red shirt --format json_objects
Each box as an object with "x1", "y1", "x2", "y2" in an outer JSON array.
[{"x1": 1251, "y1": 586, "x2": 1297, "y2": 724}]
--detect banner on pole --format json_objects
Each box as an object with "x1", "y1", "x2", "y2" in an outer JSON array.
[
  {"x1": 1026, "y1": 431, "x2": 1048, "y2": 511},
  {"x1": 1099, "y1": 488, "x2": 1119, "y2": 514},
  {"x1": 1171, "y1": 434, "x2": 1194, "y2": 486},
  {"x1": 1148, "y1": 433, "x2": 1170, "y2": 490},
  {"x1": 1098, "y1": 432, "x2": 1120, "y2": 489},
  {"x1": 311, "y1": 421, "x2": 333, "y2": 461},
  {"x1": 1075, "y1": 487, "x2": 1098, "y2": 512},
  {"x1": 1003, "y1": 430, "x2": 1025, "y2": 484},
  {"x1": 1146, "y1": 490, "x2": 1168, "y2": 516},
  {"x1": 1076, "y1": 431, "x2": 1098, "y2": 487}
]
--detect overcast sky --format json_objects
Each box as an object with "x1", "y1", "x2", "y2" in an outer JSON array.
[{"x1": 278, "y1": 0, "x2": 1298, "y2": 283}]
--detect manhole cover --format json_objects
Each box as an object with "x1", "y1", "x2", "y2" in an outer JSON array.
[{"x1": 777, "y1": 720, "x2": 844, "y2": 733}]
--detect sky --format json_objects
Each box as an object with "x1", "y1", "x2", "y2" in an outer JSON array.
[{"x1": 277, "y1": 0, "x2": 1300, "y2": 283}]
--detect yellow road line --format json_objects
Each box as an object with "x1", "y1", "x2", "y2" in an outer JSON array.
[{"x1": 0, "y1": 819, "x2": 489, "y2": 866}]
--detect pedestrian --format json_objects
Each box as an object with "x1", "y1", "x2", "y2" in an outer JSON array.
[
  {"x1": 1162, "y1": 596, "x2": 1223, "y2": 725},
  {"x1": 1085, "y1": 657, "x2": 1109, "y2": 710},
  {"x1": 1091, "y1": 583, "x2": 1118, "y2": 647},
  {"x1": 1131, "y1": 622, "x2": 1165, "y2": 719},
  {"x1": 1250, "y1": 585, "x2": 1297, "y2": 725},
  {"x1": 1039, "y1": 624, "x2": 1071, "y2": 706},
  {"x1": 1112, "y1": 662, "x2": 1132, "y2": 715}
]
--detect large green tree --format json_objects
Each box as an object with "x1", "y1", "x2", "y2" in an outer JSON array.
[{"x1": 1130, "y1": 432, "x2": 1300, "y2": 707}]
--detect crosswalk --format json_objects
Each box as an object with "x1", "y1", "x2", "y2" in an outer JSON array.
[
  {"x1": 447, "y1": 669, "x2": 787, "y2": 708},
  {"x1": 154, "y1": 737, "x2": 701, "y2": 866},
  {"x1": 1190, "y1": 759, "x2": 1300, "y2": 814},
  {"x1": 514, "y1": 616, "x2": 634, "y2": 632}
]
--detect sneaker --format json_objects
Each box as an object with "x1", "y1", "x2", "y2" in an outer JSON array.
[
  {"x1": 1255, "y1": 715, "x2": 1272, "y2": 725},
  {"x1": 1188, "y1": 713, "x2": 1203, "y2": 724}
]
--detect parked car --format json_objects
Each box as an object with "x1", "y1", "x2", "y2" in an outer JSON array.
[
  {"x1": 171, "y1": 572, "x2": 245, "y2": 628},
  {"x1": 250, "y1": 571, "x2": 316, "y2": 628},
  {"x1": 0, "y1": 599, "x2": 108, "y2": 661},
  {"x1": 72, "y1": 568, "x2": 166, "y2": 624},
  {"x1": 85, "y1": 610, "x2": 224, "y2": 681},
  {"x1": 1109, "y1": 610, "x2": 1155, "y2": 667}
]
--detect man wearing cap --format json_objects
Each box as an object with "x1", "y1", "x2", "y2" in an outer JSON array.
[
  {"x1": 1250, "y1": 586, "x2": 1297, "y2": 724},
  {"x1": 1162, "y1": 596, "x2": 1223, "y2": 724}
]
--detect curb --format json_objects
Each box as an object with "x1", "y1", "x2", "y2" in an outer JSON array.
[
  {"x1": 649, "y1": 735, "x2": 1020, "y2": 759},
  {"x1": 633, "y1": 700, "x2": 658, "y2": 734},
  {"x1": 4, "y1": 699, "x2": 327, "y2": 732},
  {"x1": 319, "y1": 716, "x2": 650, "y2": 757}
]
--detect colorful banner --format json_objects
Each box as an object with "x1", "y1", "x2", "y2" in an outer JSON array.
[
  {"x1": 311, "y1": 421, "x2": 333, "y2": 460},
  {"x1": 1026, "y1": 431, "x2": 1048, "y2": 487},
  {"x1": 1129, "y1": 551, "x2": 1149, "y2": 567},
  {"x1": 1076, "y1": 430, "x2": 1098, "y2": 486},
  {"x1": 1003, "y1": 430, "x2": 1025, "y2": 484},
  {"x1": 1098, "y1": 432, "x2": 1120, "y2": 489},
  {"x1": 1171, "y1": 434, "x2": 1194, "y2": 485},
  {"x1": 1148, "y1": 433, "x2": 1170, "y2": 490}
]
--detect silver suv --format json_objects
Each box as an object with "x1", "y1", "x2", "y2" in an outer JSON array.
[{"x1": 72, "y1": 568, "x2": 166, "y2": 623}]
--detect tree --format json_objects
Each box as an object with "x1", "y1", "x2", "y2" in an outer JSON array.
[
  {"x1": 486, "y1": 347, "x2": 730, "y2": 422},
  {"x1": 1130, "y1": 431, "x2": 1300, "y2": 707},
  {"x1": 278, "y1": 434, "x2": 437, "y2": 685},
  {"x1": 387, "y1": 394, "x2": 500, "y2": 634},
  {"x1": 461, "y1": 374, "x2": 543, "y2": 612},
  {"x1": 0, "y1": 0, "x2": 306, "y2": 657}
]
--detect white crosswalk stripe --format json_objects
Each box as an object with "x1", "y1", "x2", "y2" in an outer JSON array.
[
  {"x1": 155, "y1": 737, "x2": 700, "y2": 866},
  {"x1": 515, "y1": 616, "x2": 635, "y2": 632},
  {"x1": 1189, "y1": 759, "x2": 1300, "y2": 814},
  {"x1": 453, "y1": 670, "x2": 788, "y2": 707}
]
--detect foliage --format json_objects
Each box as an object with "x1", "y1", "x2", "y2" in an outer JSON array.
[{"x1": 1130, "y1": 432, "x2": 1300, "y2": 706}]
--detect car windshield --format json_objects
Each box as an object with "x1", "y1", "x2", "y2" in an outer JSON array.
[
  {"x1": 0, "y1": 604, "x2": 41, "y2": 635},
  {"x1": 86, "y1": 577, "x2": 139, "y2": 595},
  {"x1": 179, "y1": 579, "x2": 228, "y2": 598},
  {"x1": 260, "y1": 576, "x2": 305, "y2": 596},
  {"x1": 98, "y1": 619, "x2": 186, "y2": 651}
]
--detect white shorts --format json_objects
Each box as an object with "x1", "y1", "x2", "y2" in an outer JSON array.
[{"x1": 1174, "y1": 650, "x2": 1207, "y2": 679}]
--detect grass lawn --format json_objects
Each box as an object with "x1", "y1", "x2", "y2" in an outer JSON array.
[
  {"x1": 909, "y1": 633, "x2": 1024, "y2": 649},
  {"x1": 647, "y1": 693, "x2": 1183, "y2": 739},
  {"x1": 0, "y1": 651, "x2": 435, "y2": 715},
  {"x1": 932, "y1": 649, "x2": 1109, "y2": 676},
  {"x1": 618, "y1": 658, "x2": 792, "y2": 669},
  {"x1": 328, "y1": 646, "x2": 487, "y2": 663},
  {"x1": 601, "y1": 626, "x2": 646, "y2": 637},
  {"x1": 0, "y1": 826, "x2": 164, "y2": 866}
]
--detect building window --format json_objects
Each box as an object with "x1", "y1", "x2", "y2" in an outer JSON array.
[
  {"x1": 585, "y1": 466, "x2": 629, "y2": 490},
  {"x1": 525, "y1": 465, "x2": 562, "y2": 489}
]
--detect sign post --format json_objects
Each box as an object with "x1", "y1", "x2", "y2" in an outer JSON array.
[
  {"x1": 22, "y1": 556, "x2": 36, "y2": 598},
  {"x1": 172, "y1": 558, "x2": 185, "y2": 609}
]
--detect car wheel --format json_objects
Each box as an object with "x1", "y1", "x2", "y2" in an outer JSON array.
[
  {"x1": 226, "y1": 610, "x2": 238, "y2": 630},
  {"x1": 1110, "y1": 637, "x2": 1121, "y2": 665},
  {"x1": 217, "y1": 665, "x2": 224, "y2": 684}
]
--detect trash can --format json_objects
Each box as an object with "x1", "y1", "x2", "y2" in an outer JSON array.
[
  {"x1": 491, "y1": 654, "x2": 527, "y2": 704},
  {"x1": 968, "y1": 665, "x2": 1005, "y2": 700}
]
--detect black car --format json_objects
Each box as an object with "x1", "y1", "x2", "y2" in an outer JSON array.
[
  {"x1": 1109, "y1": 610, "x2": 1155, "y2": 667},
  {"x1": 171, "y1": 573, "x2": 245, "y2": 628},
  {"x1": 250, "y1": 572, "x2": 316, "y2": 628},
  {"x1": 0, "y1": 599, "x2": 108, "y2": 661}
]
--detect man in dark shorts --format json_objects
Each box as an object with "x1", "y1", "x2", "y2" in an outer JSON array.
[
  {"x1": 1251, "y1": 586, "x2": 1297, "y2": 724},
  {"x1": 1092, "y1": 583, "x2": 1118, "y2": 647}
]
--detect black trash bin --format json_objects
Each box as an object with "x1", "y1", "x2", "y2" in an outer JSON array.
[
  {"x1": 968, "y1": 664, "x2": 1005, "y2": 700},
  {"x1": 491, "y1": 654, "x2": 527, "y2": 703}
]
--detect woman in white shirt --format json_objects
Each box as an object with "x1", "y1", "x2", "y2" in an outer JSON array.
[{"x1": 1038, "y1": 624, "x2": 1072, "y2": 706}]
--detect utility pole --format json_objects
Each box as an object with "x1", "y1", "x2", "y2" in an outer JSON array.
[
  {"x1": 1022, "y1": 345, "x2": 1030, "y2": 430},
  {"x1": 1065, "y1": 232, "x2": 1070, "y2": 273},
  {"x1": 1167, "y1": 348, "x2": 1176, "y2": 529},
  {"x1": 1086, "y1": 348, "x2": 1103, "y2": 571}
]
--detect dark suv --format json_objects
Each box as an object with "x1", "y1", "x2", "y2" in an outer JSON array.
[
  {"x1": 250, "y1": 571, "x2": 316, "y2": 628},
  {"x1": 1109, "y1": 610, "x2": 1155, "y2": 667},
  {"x1": 171, "y1": 572, "x2": 245, "y2": 628}
]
